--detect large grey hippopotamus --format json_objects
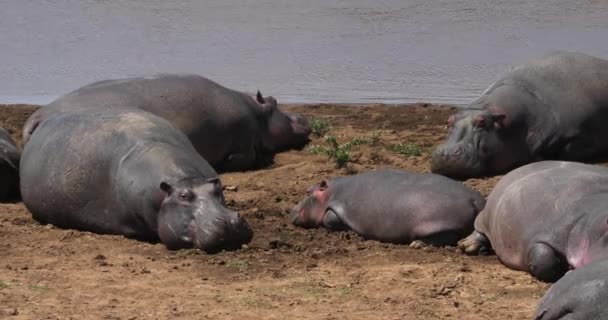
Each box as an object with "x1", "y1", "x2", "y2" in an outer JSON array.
[
  {"x1": 458, "y1": 161, "x2": 608, "y2": 282},
  {"x1": 432, "y1": 51, "x2": 608, "y2": 179},
  {"x1": 0, "y1": 127, "x2": 20, "y2": 201},
  {"x1": 291, "y1": 169, "x2": 485, "y2": 246},
  {"x1": 23, "y1": 74, "x2": 311, "y2": 172},
  {"x1": 20, "y1": 107, "x2": 253, "y2": 252},
  {"x1": 535, "y1": 258, "x2": 608, "y2": 320}
]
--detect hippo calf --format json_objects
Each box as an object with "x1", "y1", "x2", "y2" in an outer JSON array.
[
  {"x1": 458, "y1": 161, "x2": 608, "y2": 282},
  {"x1": 0, "y1": 127, "x2": 20, "y2": 201},
  {"x1": 535, "y1": 258, "x2": 608, "y2": 320},
  {"x1": 23, "y1": 74, "x2": 311, "y2": 172},
  {"x1": 20, "y1": 108, "x2": 253, "y2": 252},
  {"x1": 432, "y1": 51, "x2": 608, "y2": 179},
  {"x1": 291, "y1": 169, "x2": 485, "y2": 246}
]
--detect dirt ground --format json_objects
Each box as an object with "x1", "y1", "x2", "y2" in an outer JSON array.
[{"x1": 0, "y1": 103, "x2": 549, "y2": 320}]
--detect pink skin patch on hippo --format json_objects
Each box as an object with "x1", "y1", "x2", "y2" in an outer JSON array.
[{"x1": 567, "y1": 237, "x2": 591, "y2": 269}]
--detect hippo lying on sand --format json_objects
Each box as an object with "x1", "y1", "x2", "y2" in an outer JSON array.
[
  {"x1": 23, "y1": 74, "x2": 311, "y2": 172},
  {"x1": 20, "y1": 108, "x2": 253, "y2": 252},
  {"x1": 458, "y1": 161, "x2": 608, "y2": 282},
  {"x1": 535, "y1": 258, "x2": 608, "y2": 320},
  {"x1": 0, "y1": 127, "x2": 20, "y2": 201},
  {"x1": 432, "y1": 51, "x2": 608, "y2": 179},
  {"x1": 291, "y1": 169, "x2": 485, "y2": 246}
]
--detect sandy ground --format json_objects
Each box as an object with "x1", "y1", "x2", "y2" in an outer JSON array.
[{"x1": 0, "y1": 103, "x2": 549, "y2": 320}]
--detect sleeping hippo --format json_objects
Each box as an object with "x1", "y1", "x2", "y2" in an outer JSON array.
[
  {"x1": 535, "y1": 258, "x2": 608, "y2": 320},
  {"x1": 458, "y1": 161, "x2": 608, "y2": 282},
  {"x1": 22, "y1": 74, "x2": 311, "y2": 172},
  {"x1": 291, "y1": 169, "x2": 485, "y2": 246},
  {"x1": 0, "y1": 127, "x2": 20, "y2": 201},
  {"x1": 431, "y1": 51, "x2": 608, "y2": 179},
  {"x1": 20, "y1": 107, "x2": 253, "y2": 252}
]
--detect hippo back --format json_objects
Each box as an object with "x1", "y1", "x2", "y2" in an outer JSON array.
[
  {"x1": 475, "y1": 161, "x2": 608, "y2": 269},
  {"x1": 536, "y1": 258, "x2": 608, "y2": 320},
  {"x1": 23, "y1": 74, "x2": 262, "y2": 166},
  {"x1": 329, "y1": 169, "x2": 486, "y2": 243},
  {"x1": 20, "y1": 107, "x2": 216, "y2": 237}
]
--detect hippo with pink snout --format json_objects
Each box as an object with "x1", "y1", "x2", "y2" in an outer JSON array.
[
  {"x1": 291, "y1": 169, "x2": 485, "y2": 246},
  {"x1": 459, "y1": 161, "x2": 608, "y2": 282},
  {"x1": 23, "y1": 74, "x2": 311, "y2": 172}
]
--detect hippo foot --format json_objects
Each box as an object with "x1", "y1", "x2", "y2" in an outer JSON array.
[
  {"x1": 457, "y1": 231, "x2": 492, "y2": 256},
  {"x1": 527, "y1": 242, "x2": 569, "y2": 283},
  {"x1": 409, "y1": 240, "x2": 428, "y2": 249}
]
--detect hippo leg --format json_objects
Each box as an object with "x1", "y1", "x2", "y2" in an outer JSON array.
[
  {"x1": 457, "y1": 231, "x2": 493, "y2": 255},
  {"x1": 322, "y1": 208, "x2": 348, "y2": 231},
  {"x1": 527, "y1": 242, "x2": 568, "y2": 282}
]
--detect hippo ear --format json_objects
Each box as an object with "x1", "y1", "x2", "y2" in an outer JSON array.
[
  {"x1": 473, "y1": 114, "x2": 487, "y2": 128},
  {"x1": 256, "y1": 90, "x2": 266, "y2": 104},
  {"x1": 491, "y1": 113, "x2": 508, "y2": 129},
  {"x1": 160, "y1": 181, "x2": 174, "y2": 195}
]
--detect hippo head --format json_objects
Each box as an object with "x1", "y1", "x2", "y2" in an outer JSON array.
[
  {"x1": 431, "y1": 107, "x2": 530, "y2": 179},
  {"x1": 290, "y1": 180, "x2": 332, "y2": 228},
  {"x1": 253, "y1": 91, "x2": 311, "y2": 152},
  {"x1": 156, "y1": 177, "x2": 253, "y2": 253}
]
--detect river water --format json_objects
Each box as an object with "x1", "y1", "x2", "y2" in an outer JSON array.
[{"x1": 2, "y1": 0, "x2": 608, "y2": 105}]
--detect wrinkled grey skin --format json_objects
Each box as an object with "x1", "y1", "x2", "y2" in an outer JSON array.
[
  {"x1": 23, "y1": 74, "x2": 311, "y2": 172},
  {"x1": 0, "y1": 127, "x2": 20, "y2": 201},
  {"x1": 291, "y1": 169, "x2": 485, "y2": 245},
  {"x1": 535, "y1": 259, "x2": 608, "y2": 320},
  {"x1": 20, "y1": 108, "x2": 253, "y2": 252},
  {"x1": 458, "y1": 161, "x2": 608, "y2": 282},
  {"x1": 432, "y1": 51, "x2": 608, "y2": 179}
]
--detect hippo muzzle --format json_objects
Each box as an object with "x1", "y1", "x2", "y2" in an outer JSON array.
[
  {"x1": 191, "y1": 208, "x2": 253, "y2": 253},
  {"x1": 431, "y1": 143, "x2": 483, "y2": 179},
  {"x1": 288, "y1": 113, "x2": 312, "y2": 137}
]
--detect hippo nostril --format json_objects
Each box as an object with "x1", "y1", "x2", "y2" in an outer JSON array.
[{"x1": 452, "y1": 149, "x2": 462, "y2": 155}]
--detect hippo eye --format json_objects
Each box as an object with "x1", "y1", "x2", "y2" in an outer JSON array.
[{"x1": 179, "y1": 190, "x2": 193, "y2": 201}]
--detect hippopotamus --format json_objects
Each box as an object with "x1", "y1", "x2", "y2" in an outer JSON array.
[
  {"x1": 22, "y1": 74, "x2": 311, "y2": 172},
  {"x1": 0, "y1": 127, "x2": 20, "y2": 201},
  {"x1": 458, "y1": 161, "x2": 608, "y2": 282},
  {"x1": 20, "y1": 107, "x2": 253, "y2": 252},
  {"x1": 535, "y1": 258, "x2": 608, "y2": 320},
  {"x1": 432, "y1": 51, "x2": 608, "y2": 179},
  {"x1": 291, "y1": 169, "x2": 485, "y2": 246}
]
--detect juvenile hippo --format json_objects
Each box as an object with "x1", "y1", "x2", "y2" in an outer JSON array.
[
  {"x1": 291, "y1": 169, "x2": 485, "y2": 246},
  {"x1": 20, "y1": 108, "x2": 253, "y2": 252},
  {"x1": 23, "y1": 74, "x2": 311, "y2": 172},
  {"x1": 458, "y1": 161, "x2": 608, "y2": 282},
  {"x1": 535, "y1": 259, "x2": 608, "y2": 320},
  {"x1": 0, "y1": 127, "x2": 20, "y2": 201},
  {"x1": 432, "y1": 51, "x2": 608, "y2": 179}
]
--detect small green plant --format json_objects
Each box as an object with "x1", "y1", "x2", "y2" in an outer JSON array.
[
  {"x1": 309, "y1": 118, "x2": 332, "y2": 137},
  {"x1": 388, "y1": 143, "x2": 422, "y2": 156},
  {"x1": 368, "y1": 131, "x2": 381, "y2": 146},
  {"x1": 0, "y1": 281, "x2": 8, "y2": 289},
  {"x1": 309, "y1": 135, "x2": 371, "y2": 167}
]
